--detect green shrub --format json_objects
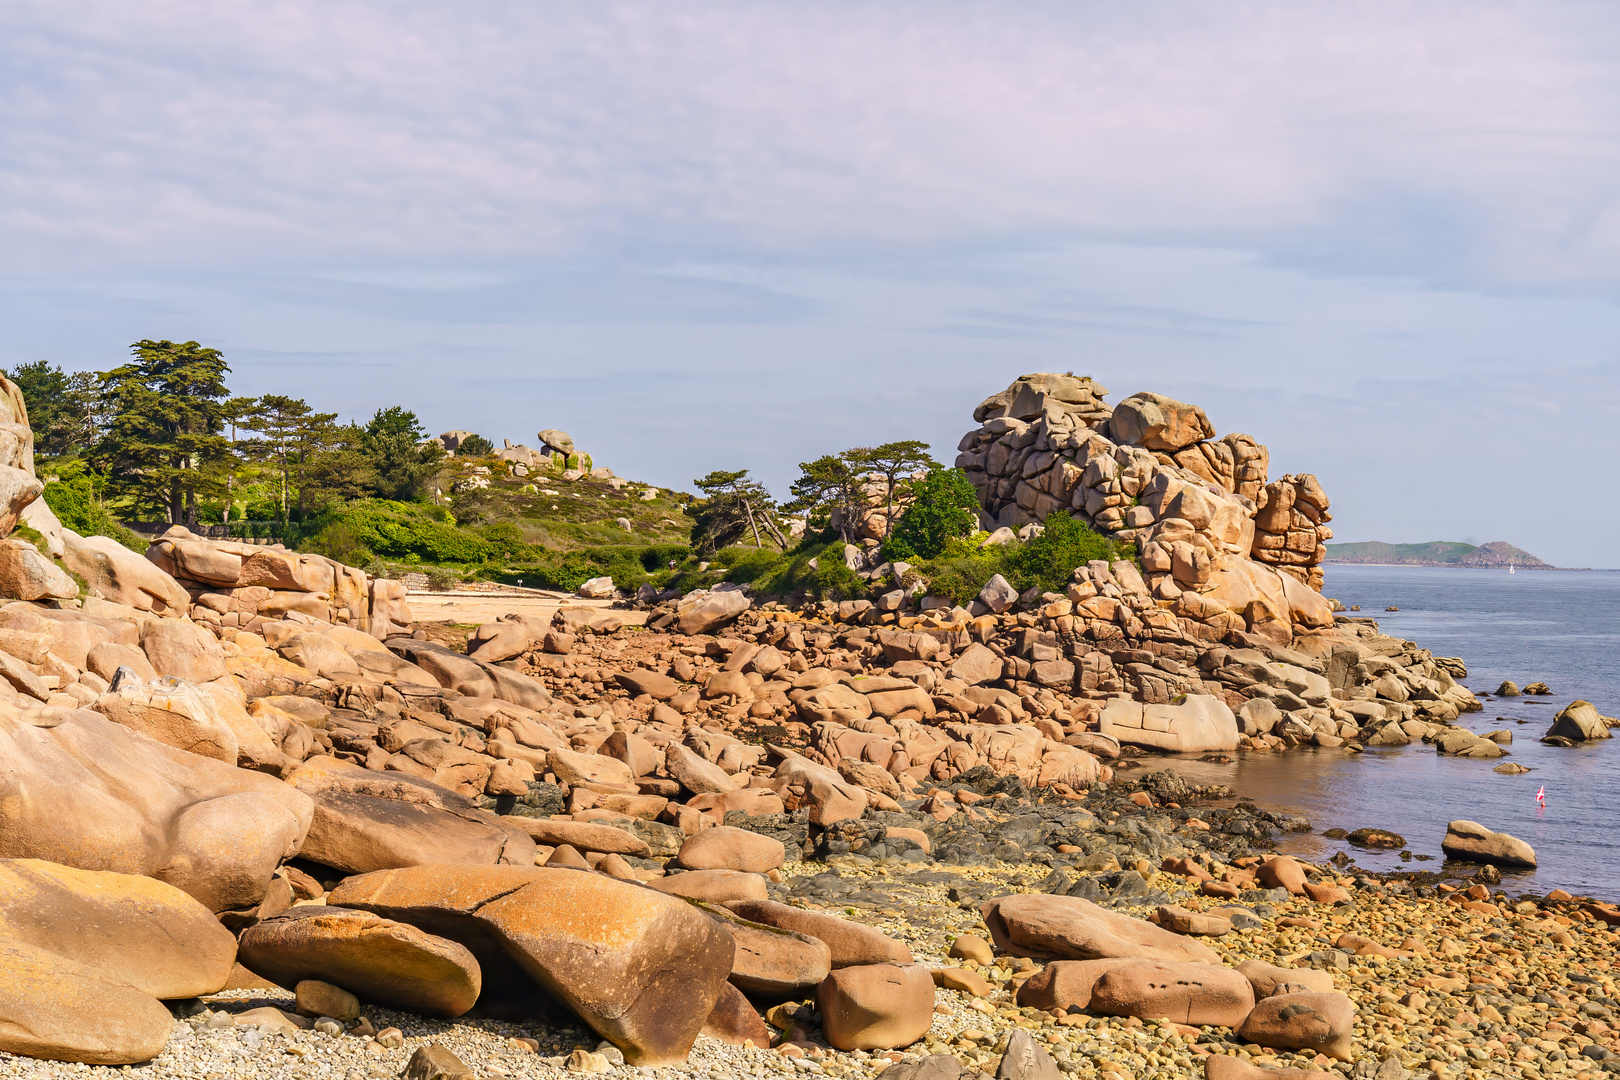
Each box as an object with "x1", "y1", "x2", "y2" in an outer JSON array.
[
  {"x1": 299, "y1": 500, "x2": 494, "y2": 564},
  {"x1": 1002, "y1": 512, "x2": 1121, "y2": 594},
  {"x1": 303, "y1": 521, "x2": 374, "y2": 567},
  {"x1": 424, "y1": 566, "x2": 461, "y2": 590},
  {"x1": 914, "y1": 542, "x2": 1003, "y2": 605},
  {"x1": 40, "y1": 475, "x2": 144, "y2": 551},
  {"x1": 479, "y1": 520, "x2": 529, "y2": 559},
  {"x1": 885, "y1": 467, "x2": 980, "y2": 561},
  {"x1": 748, "y1": 538, "x2": 868, "y2": 601}
]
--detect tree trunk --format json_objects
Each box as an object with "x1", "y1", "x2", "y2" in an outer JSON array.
[
  {"x1": 761, "y1": 512, "x2": 789, "y2": 549},
  {"x1": 743, "y1": 498, "x2": 762, "y2": 548}
]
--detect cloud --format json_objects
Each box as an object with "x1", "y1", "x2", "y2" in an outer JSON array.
[
  {"x1": 6, "y1": 1, "x2": 1620, "y2": 292},
  {"x1": 6, "y1": 2, "x2": 1620, "y2": 564}
]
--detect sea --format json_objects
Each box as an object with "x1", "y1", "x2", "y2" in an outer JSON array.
[{"x1": 1163, "y1": 564, "x2": 1620, "y2": 900}]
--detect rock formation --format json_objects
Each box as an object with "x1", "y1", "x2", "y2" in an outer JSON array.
[
  {"x1": 956, "y1": 374, "x2": 1334, "y2": 639},
  {"x1": 0, "y1": 371, "x2": 1555, "y2": 1077}
]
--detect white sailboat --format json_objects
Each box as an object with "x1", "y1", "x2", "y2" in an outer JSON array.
[{"x1": 1509, "y1": 562, "x2": 1516, "y2": 574}]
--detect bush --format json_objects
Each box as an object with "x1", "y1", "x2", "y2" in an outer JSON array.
[
  {"x1": 885, "y1": 467, "x2": 980, "y2": 561},
  {"x1": 298, "y1": 500, "x2": 494, "y2": 564},
  {"x1": 1002, "y1": 512, "x2": 1121, "y2": 594},
  {"x1": 912, "y1": 536, "x2": 1003, "y2": 605},
  {"x1": 303, "y1": 521, "x2": 374, "y2": 567},
  {"x1": 748, "y1": 538, "x2": 868, "y2": 601},
  {"x1": 424, "y1": 566, "x2": 461, "y2": 590},
  {"x1": 455, "y1": 434, "x2": 494, "y2": 457},
  {"x1": 479, "y1": 520, "x2": 529, "y2": 559},
  {"x1": 40, "y1": 475, "x2": 145, "y2": 551}
]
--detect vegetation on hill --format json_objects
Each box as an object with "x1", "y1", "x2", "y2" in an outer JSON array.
[
  {"x1": 6, "y1": 339, "x2": 1124, "y2": 602},
  {"x1": 1324, "y1": 540, "x2": 1550, "y2": 568}
]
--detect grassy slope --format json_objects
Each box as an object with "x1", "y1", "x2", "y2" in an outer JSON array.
[{"x1": 303, "y1": 458, "x2": 699, "y2": 590}]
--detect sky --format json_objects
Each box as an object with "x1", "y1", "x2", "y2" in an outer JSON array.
[{"x1": 5, "y1": 1, "x2": 1620, "y2": 566}]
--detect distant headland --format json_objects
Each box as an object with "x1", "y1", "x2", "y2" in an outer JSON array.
[{"x1": 1324, "y1": 539, "x2": 1552, "y2": 568}]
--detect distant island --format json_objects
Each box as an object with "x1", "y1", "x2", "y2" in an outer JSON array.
[{"x1": 1323, "y1": 540, "x2": 1552, "y2": 568}]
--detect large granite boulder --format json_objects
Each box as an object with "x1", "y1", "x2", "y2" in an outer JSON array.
[
  {"x1": 0, "y1": 704, "x2": 311, "y2": 911},
  {"x1": 1546, "y1": 700, "x2": 1614, "y2": 742},
  {"x1": 93, "y1": 677, "x2": 239, "y2": 763},
  {"x1": 724, "y1": 900, "x2": 915, "y2": 969},
  {"x1": 329, "y1": 865, "x2": 735, "y2": 1065},
  {"x1": 674, "y1": 589, "x2": 751, "y2": 636},
  {"x1": 1108, "y1": 392, "x2": 1215, "y2": 452},
  {"x1": 60, "y1": 531, "x2": 191, "y2": 615},
  {"x1": 1098, "y1": 695, "x2": 1238, "y2": 753},
  {"x1": 0, "y1": 858, "x2": 237, "y2": 1063},
  {"x1": 1086, "y1": 959, "x2": 1254, "y2": 1026},
  {"x1": 285, "y1": 757, "x2": 536, "y2": 874},
  {"x1": 817, "y1": 963, "x2": 935, "y2": 1051},
  {"x1": 981, "y1": 894, "x2": 1220, "y2": 964},
  {"x1": 237, "y1": 906, "x2": 481, "y2": 1017},
  {"x1": 1441, "y1": 820, "x2": 1536, "y2": 868}
]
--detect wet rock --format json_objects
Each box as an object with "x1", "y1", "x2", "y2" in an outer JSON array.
[
  {"x1": 1346, "y1": 828, "x2": 1405, "y2": 849},
  {"x1": 1441, "y1": 820, "x2": 1536, "y2": 868},
  {"x1": 1545, "y1": 700, "x2": 1614, "y2": 742}
]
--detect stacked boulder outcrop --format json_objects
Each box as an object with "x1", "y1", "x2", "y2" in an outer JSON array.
[
  {"x1": 956, "y1": 375, "x2": 1335, "y2": 634},
  {"x1": 145, "y1": 527, "x2": 412, "y2": 639}
]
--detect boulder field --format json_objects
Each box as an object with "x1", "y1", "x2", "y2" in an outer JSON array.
[{"x1": 0, "y1": 372, "x2": 1609, "y2": 1080}]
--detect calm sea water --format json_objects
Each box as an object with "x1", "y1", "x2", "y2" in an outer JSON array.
[{"x1": 1164, "y1": 564, "x2": 1620, "y2": 899}]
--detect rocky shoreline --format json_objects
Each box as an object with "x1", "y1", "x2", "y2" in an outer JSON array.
[
  {"x1": 1, "y1": 370, "x2": 1610, "y2": 1080},
  {"x1": 9, "y1": 771, "x2": 1616, "y2": 1080}
]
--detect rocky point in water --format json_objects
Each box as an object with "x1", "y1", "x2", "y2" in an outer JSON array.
[{"x1": 0, "y1": 372, "x2": 1609, "y2": 1080}]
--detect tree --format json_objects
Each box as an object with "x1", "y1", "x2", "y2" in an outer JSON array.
[
  {"x1": 93, "y1": 340, "x2": 232, "y2": 525},
  {"x1": 61, "y1": 371, "x2": 107, "y2": 449},
  {"x1": 455, "y1": 433, "x2": 494, "y2": 457},
  {"x1": 298, "y1": 421, "x2": 375, "y2": 514},
  {"x1": 885, "y1": 466, "x2": 981, "y2": 559},
  {"x1": 248, "y1": 395, "x2": 341, "y2": 523},
  {"x1": 785, "y1": 453, "x2": 868, "y2": 543},
  {"x1": 847, "y1": 439, "x2": 935, "y2": 544},
  {"x1": 8, "y1": 361, "x2": 69, "y2": 457},
  {"x1": 217, "y1": 395, "x2": 261, "y2": 524},
  {"x1": 687, "y1": 469, "x2": 786, "y2": 554},
  {"x1": 361, "y1": 407, "x2": 445, "y2": 502}
]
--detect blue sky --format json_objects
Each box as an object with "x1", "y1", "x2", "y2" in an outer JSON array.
[{"x1": 5, "y1": 1, "x2": 1620, "y2": 565}]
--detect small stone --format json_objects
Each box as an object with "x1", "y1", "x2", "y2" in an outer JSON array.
[
  {"x1": 401, "y1": 1044, "x2": 474, "y2": 1080},
  {"x1": 376, "y1": 1027, "x2": 405, "y2": 1049},
  {"x1": 297, "y1": 979, "x2": 361, "y2": 1021},
  {"x1": 567, "y1": 1048, "x2": 612, "y2": 1073},
  {"x1": 949, "y1": 935, "x2": 994, "y2": 965}
]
